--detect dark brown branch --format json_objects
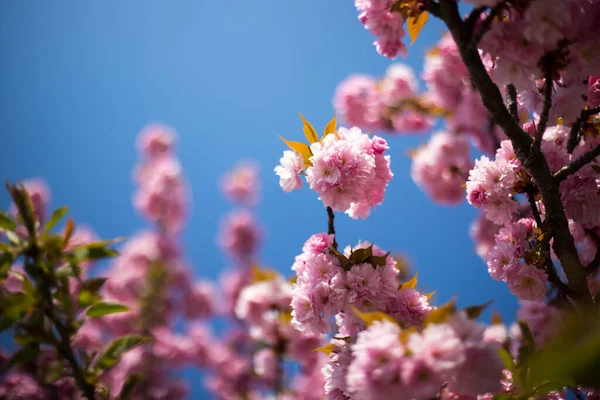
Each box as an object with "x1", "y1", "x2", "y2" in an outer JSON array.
[
  {"x1": 554, "y1": 144, "x2": 600, "y2": 183},
  {"x1": 545, "y1": 258, "x2": 573, "y2": 297},
  {"x1": 506, "y1": 84, "x2": 519, "y2": 123},
  {"x1": 464, "y1": 6, "x2": 488, "y2": 32},
  {"x1": 431, "y1": 0, "x2": 593, "y2": 305},
  {"x1": 525, "y1": 187, "x2": 572, "y2": 297},
  {"x1": 33, "y1": 258, "x2": 96, "y2": 400},
  {"x1": 326, "y1": 206, "x2": 338, "y2": 250},
  {"x1": 467, "y1": 1, "x2": 506, "y2": 51},
  {"x1": 525, "y1": 186, "x2": 542, "y2": 226},
  {"x1": 533, "y1": 56, "x2": 554, "y2": 149},
  {"x1": 566, "y1": 106, "x2": 600, "y2": 154}
]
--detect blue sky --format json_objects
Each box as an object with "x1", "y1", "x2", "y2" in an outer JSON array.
[{"x1": 0, "y1": 1, "x2": 517, "y2": 398}]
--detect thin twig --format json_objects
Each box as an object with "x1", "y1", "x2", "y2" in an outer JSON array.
[
  {"x1": 467, "y1": 1, "x2": 506, "y2": 51},
  {"x1": 525, "y1": 186, "x2": 572, "y2": 297},
  {"x1": 554, "y1": 144, "x2": 600, "y2": 183},
  {"x1": 431, "y1": 0, "x2": 593, "y2": 305},
  {"x1": 32, "y1": 255, "x2": 96, "y2": 400},
  {"x1": 566, "y1": 106, "x2": 600, "y2": 154},
  {"x1": 326, "y1": 206, "x2": 338, "y2": 250},
  {"x1": 464, "y1": 6, "x2": 488, "y2": 32},
  {"x1": 525, "y1": 186, "x2": 542, "y2": 226},
  {"x1": 532, "y1": 56, "x2": 554, "y2": 150}
]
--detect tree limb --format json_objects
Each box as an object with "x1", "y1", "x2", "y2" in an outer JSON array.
[
  {"x1": 554, "y1": 144, "x2": 600, "y2": 183},
  {"x1": 327, "y1": 206, "x2": 338, "y2": 250},
  {"x1": 506, "y1": 84, "x2": 519, "y2": 123},
  {"x1": 467, "y1": 1, "x2": 506, "y2": 52},
  {"x1": 532, "y1": 56, "x2": 554, "y2": 150},
  {"x1": 566, "y1": 106, "x2": 600, "y2": 154},
  {"x1": 429, "y1": 0, "x2": 593, "y2": 306}
]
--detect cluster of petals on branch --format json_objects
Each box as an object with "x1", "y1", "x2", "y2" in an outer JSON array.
[
  {"x1": 285, "y1": 232, "x2": 540, "y2": 400},
  {"x1": 276, "y1": 117, "x2": 393, "y2": 219},
  {"x1": 344, "y1": 0, "x2": 600, "y2": 305}
]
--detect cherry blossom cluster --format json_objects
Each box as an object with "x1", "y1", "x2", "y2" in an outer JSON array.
[
  {"x1": 466, "y1": 128, "x2": 600, "y2": 298},
  {"x1": 91, "y1": 125, "x2": 217, "y2": 398},
  {"x1": 478, "y1": 0, "x2": 600, "y2": 124},
  {"x1": 342, "y1": 312, "x2": 504, "y2": 400},
  {"x1": 290, "y1": 233, "x2": 432, "y2": 336},
  {"x1": 334, "y1": 35, "x2": 503, "y2": 205},
  {"x1": 133, "y1": 124, "x2": 189, "y2": 234},
  {"x1": 276, "y1": 126, "x2": 393, "y2": 219},
  {"x1": 355, "y1": 0, "x2": 407, "y2": 59},
  {"x1": 334, "y1": 64, "x2": 432, "y2": 134}
]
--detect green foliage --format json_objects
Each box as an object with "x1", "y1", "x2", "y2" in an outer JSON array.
[
  {"x1": 0, "y1": 211, "x2": 17, "y2": 231},
  {"x1": 95, "y1": 335, "x2": 149, "y2": 371},
  {"x1": 44, "y1": 206, "x2": 68, "y2": 232},
  {"x1": 463, "y1": 300, "x2": 494, "y2": 319},
  {"x1": 117, "y1": 374, "x2": 142, "y2": 400},
  {"x1": 86, "y1": 302, "x2": 130, "y2": 317},
  {"x1": 0, "y1": 182, "x2": 137, "y2": 399}
]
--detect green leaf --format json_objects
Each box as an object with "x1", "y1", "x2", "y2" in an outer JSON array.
[
  {"x1": 366, "y1": 251, "x2": 390, "y2": 268},
  {"x1": 498, "y1": 348, "x2": 515, "y2": 370},
  {"x1": 0, "y1": 251, "x2": 14, "y2": 281},
  {"x1": 86, "y1": 302, "x2": 130, "y2": 317},
  {"x1": 0, "y1": 211, "x2": 17, "y2": 231},
  {"x1": 463, "y1": 300, "x2": 494, "y2": 319},
  {"x1": 82, "y1": 277, "x2": 108, "y2": 294},
  {"x1": 349, "y1": 244, "x2": 373, "y2": 265},
  {"x1": 0, "y1": 316, "x2": 18, "y2": 332},
  {"x1": 279, "y1": 136, "x2": 312, "y2": 168},
  {"x1": 298, "y1": 113, "x2": 319, "y2": 144},
  {"x1": 2, "y1": 345, "x2": 40, "y2": 372},
  {"x1": 516, "y1": 321, "x2": 536, "y2": 389},
  {"x1": 6, "y1": 183, "x2": 37, "y2": 237},
  {"x1": 407, "y1": 11, "x2": 428, "y2": 45},
  {"x1": 44, "y1": 206, "x2": 68, "y2": 232},
  {"x1": 117, "y1": 374, "x2": 141, "y2": 400},
  {"x1": 5, "y1": 230, "x2": 21, "y2": 245},
  {"x1": 56, "y1": 264, "x2": 82, "y2": 279},
  {"x1": 528, "y1": 312, "x2": 600, "y2": 389},
  {"x1": 95, "y1": 335, "x2": 148, "y2": 371},
  {"x1": 67, "y1": 240, "x2": 120, "y2": 264},
  {"x1": 329, "y1": 247, "x2": 350, "y2": 270},
  {"x1": 2, "y1": 291, "x2": 36, "y2": 320},
  {"x1": 78, "y1": 290, "x2": 97, "y2": 308}
]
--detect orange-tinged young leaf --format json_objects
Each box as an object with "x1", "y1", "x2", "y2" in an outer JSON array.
[
  {"x1": 424, "y1": 291, "x2": 435, "y2": 301},
  {"x1": 399, "y1": 272, "x2": 418, "y2": 290},
  {"x1": 424, "y1": 299, "x2": 456, "y2": 325},
  {"x1": 298, "y1": 113, "x2": 319, "y2": 144},
  {"x1": 399, "y1": 326, "x2": 417, "y2": 347},
  {"x1": 323, "y1": 112, "x2": 337, "y2": 139},
  {"x1": 407, "y1": 11, "x2": 428, "y2": 45},
  {"x1": 64, "y1": 218, "x2": 75, "y2": 249},
  {"x1": 279, "y1": 136, "x2": 312, "y2": 168},
  {"x1": 313, "y1": 343, "x2": 336, "y2": 356},
  {"x1": 491, "y1": 311, "x2": 503, "y2": 325},
  {"x1": 351, "y1": 305, "x2": 397, "y2": 327},
  {"x1": 280, "y1": 310, "x2": 293, "y2": 325},
  {"x1": 250, "y1": 264, "x2": 278, "y2": 283},
  {"x1": 463, "y1": 300, "x2": 494, "y2": 319}
]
